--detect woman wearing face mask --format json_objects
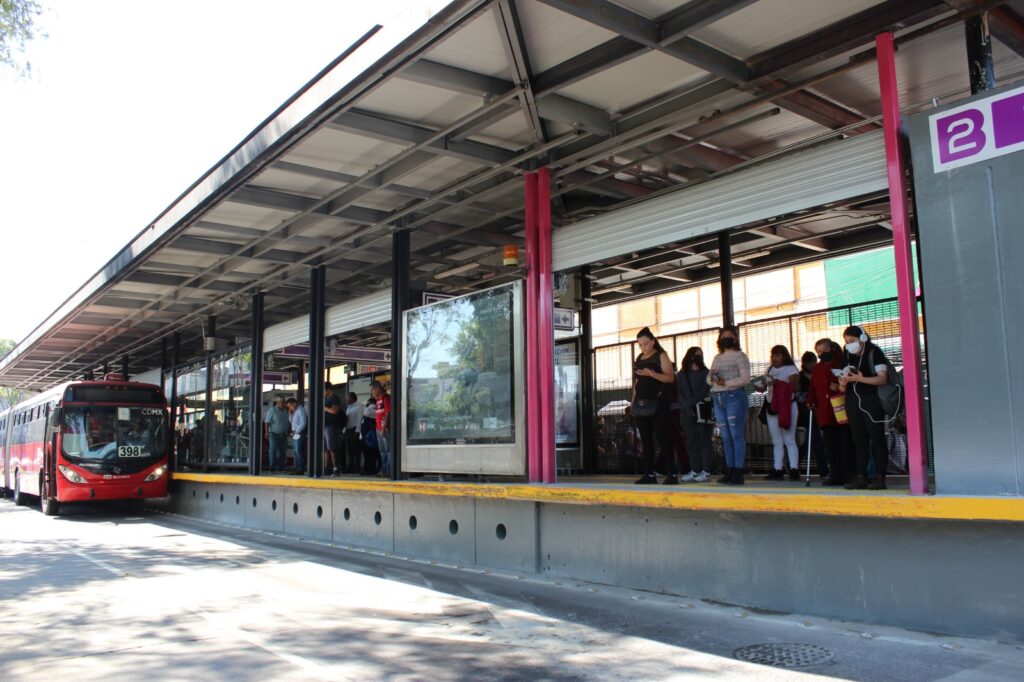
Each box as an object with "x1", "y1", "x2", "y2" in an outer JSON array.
[
  {"x1": 708, "y1": 325, "x2": 750, "y2": 485},
  {"x1": 764, "y1": 344, "x2": 801, "y2": 481},
  {"x1": 808, "y1": 338, "x2": 853, "y2": 486},
  {"x1": 677, "y1": 346, "x2": 713, "y2": 483},
  {"x1": 631, "y1": 327, "x2": 678, "y2": 485},
  {"x1": 798, "y1": 351, "x2": 828, "y2": 481},
  {"x1": 838, "y1": 326, "x2": 891, "y2": 490}
]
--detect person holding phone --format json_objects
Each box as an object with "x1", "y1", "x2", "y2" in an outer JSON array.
[
  {"x1": 631, "y1": 327, "x2": 677, "y2": 485},
  {"x1": 808, "y1": 339, "x2": 852, "y2": 486},
  {"x1": 838, "y1": 326, "x2": 891, "y2": 490},
  {"x1": 677, "y1": 346, "x2": 713, "y2": 483},
  {"x1": 708, "y1": 325, "x2": 750, "y2": 485},
  {"x1": 764, "y1": 345, "x2": 801, "y2": 481}
]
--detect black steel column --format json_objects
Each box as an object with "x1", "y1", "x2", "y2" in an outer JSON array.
[
  {"x1": 389, "y1": 230, "x2": 411, "y2": 480},
  {"x1": 102, "y1": 363, "x2": 109, "y2": 378},
  {"x1": 84, "y1": 369, "x2": 94, "y2": 381},
  {"x1": 159, "y1": 338, "x2": 168, "y2": 389},
  {"x1": 297, "y1": 363, "x2": 305, "y2": 405},
  {"x1": 578, "y1": 267, "x2": 597, "y2": 474},
  {"x1": 308, "y1": 266, "x2": 327, "y2": 478},
  {"x1": 120, "y1": 354, "x2": 129, "y2": 380},
  {"x1": 204, "y1": 316, "x2": 216, "y2": 470},
  {"x1": 249, "y1": 292, "x2": 265, "y2": 476},
  {"x1": 718, "y1": 231, "x2": 735, "y2": 327},
  {"x1": 966, "y1": 14, "x2": 996, "y2": 95},
  {"x1": 169, "y1": 332, "x2": 180, "y2": 472}
]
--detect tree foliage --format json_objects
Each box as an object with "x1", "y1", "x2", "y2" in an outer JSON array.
[
  {"x1": 0, "y1": 337, "x2": 31, "y2": 410},
  {"x1": 1, "y1": 0, "x2": 44, "y2": 77}
]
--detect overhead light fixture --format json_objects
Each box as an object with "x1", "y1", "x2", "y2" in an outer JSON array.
[{"x1": 434, "y1": 262, "x2": 480, "y2": 279}]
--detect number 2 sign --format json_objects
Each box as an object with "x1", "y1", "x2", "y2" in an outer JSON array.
[{"x1": 930, "y1": 84, "x2": 1024, "y2": 173}]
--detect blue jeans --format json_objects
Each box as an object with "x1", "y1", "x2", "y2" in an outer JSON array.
[
  {"x1": 713, "y1": 389, "x2": 747, "y2": 469},
  {"x1": 377, "y1": 430, "x2": 390, "y2": 476},
  {"x1": 268, "y1": 432, "x2": 287, "y2": 471},
  {"x1": 293, "y1": 434, "x2": 306, "y2": 474}
]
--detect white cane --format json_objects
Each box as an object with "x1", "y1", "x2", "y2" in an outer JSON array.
[{"x1": 805, "y1": 407, "x2": 813, "y2": 487}]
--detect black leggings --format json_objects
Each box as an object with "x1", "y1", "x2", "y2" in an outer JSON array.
[
  {"x1": 636, "y1": 408, "x2": 675, "y2": 476},
  {"x1": 821, "y1": 424, "x2": 853, "y2": 483}
]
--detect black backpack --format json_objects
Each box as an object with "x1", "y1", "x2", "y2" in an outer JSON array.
[{"x1": 875, "y1": 350, "x2": 904, "y2": 418}]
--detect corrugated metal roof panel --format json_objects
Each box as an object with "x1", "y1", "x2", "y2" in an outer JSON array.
[
  {"x1": 285, "y1": 128, "x2": 409, "y2": 176},
  {"x1": 556, "y1": 50, "x2": 708, "y2": 113},
  {"x1": 517, "y1": 0, "x2": 619, "y2": 72},
  {"x1": 360, "y1": 80, "x2": 486, "y2": 129},
  {"x1": 423, "y1": 8, "x2": 511, "y2": 78},
  {"x1": 692, "y1": 0, "x2": 886, "y2": 59}
]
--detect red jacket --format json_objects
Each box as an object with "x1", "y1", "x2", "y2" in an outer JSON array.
[{"x1": 808, "y1": 359, "x2": 844, "y2": 428}]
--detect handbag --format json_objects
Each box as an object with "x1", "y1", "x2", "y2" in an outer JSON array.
[
  {"x1": 757, "y1": 399, "x2": 768, "y2": 425},
  {"x1": 631, "y1": 398, "x2": 658, "y2": 418},
  {"x1": 695, "y1": 400, "x2": 714, "y2": 424},
  {"x1": 829, "y1": 394, "x2": 849, "y2": 425}
]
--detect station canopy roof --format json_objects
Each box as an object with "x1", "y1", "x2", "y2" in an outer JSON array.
[{"x1": 2, "y1": 0, "x2": 1023, "y2": 391}]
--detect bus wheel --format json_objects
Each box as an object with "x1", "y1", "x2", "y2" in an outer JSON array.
[
  {"x1": 41, "y1": 487, "x2": 60, "y2": 516},
  {"x1": 13, "y1": 473, "x2": 26, "y2": 506}
]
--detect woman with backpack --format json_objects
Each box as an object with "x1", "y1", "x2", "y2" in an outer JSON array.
[
  {"x1": 764, "y1": 344, "x2": 801, "y2": 481},
  {"x1": 838, "y1": 325, "x2": 891, "y2": 490}
]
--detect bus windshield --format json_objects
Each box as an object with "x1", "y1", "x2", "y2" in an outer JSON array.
[{"x1": 61, "y1": 406, "x2": 167, "y2": 461}]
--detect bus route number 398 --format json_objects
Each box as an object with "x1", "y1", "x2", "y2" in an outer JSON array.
[{"x1": 118, "y1": 445, "x2": 144, "y2": 458}]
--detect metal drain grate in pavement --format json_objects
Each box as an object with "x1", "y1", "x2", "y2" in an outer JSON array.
[{"x1": 734, "y1": 643, "x2": 834, "y2": 668}]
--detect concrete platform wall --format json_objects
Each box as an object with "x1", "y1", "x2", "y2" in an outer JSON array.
[{"x1": 166, "y1": 482, "x2": 1023, "y2": 642}]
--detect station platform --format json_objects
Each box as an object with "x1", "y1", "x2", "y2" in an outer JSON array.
[{"x1": 171, "y1": 471, "x2": 1024, "y2": 523}]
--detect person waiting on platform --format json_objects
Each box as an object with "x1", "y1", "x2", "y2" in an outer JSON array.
[
  {"x1": 763, "y1": 345, "x2": 801, "y2": 481},
  {"x1": 708, "y1": 325, "x2": 750, "y2": 485},
  {"x1": 838, "y1": 326, "x2": 891, "y2": 490},
  {"x1": 343, "y1": 392, "x2": 364, "y2": 474},
  {"x1": 263, "y1": 397, "x2": 290, "y2": 473},
  {"x1": 286, "y1": 398, "x2": 307, "y2": 475},
  {"x1": 631, "y1": 327, "x2": 678, "y2": 485},
  {"x1": 371, "y1": 381, "x2": 392, "y2": 478},
  {"x1": 323, "y1": 383, "x2": 343, "y2": 476},
  {"x1": 361, "y1": 398, "x2": 380, "y2": 476},
  {"x1": 677, "y1": 346, "x2": 713, "y2": 483},
  {"x1": 798, "y1": 350, "x2": 828, "y2": 481},
  {"x1": 808, "y1": 339, "x2": 853, "y2": 486}
]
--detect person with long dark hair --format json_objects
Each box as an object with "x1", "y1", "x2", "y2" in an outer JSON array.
[
  {"x1": 708, "y1": 325, "x2": 750, "y2": 485},
  {"x1": 764, "y1": 344, "x2": 801, "y2": 481},
  {"x1": 677, "y1": 346, "x2": 713, "y2": 482},
  {"x1": 631, "y1": 327, "x2": 678, "y2": 485},
  {"x1": 808, "y1": 338, "x2": 853, "y2": 486},
  {"x1": 838, "y1": 325, "x2": 891, "y2": 490}
]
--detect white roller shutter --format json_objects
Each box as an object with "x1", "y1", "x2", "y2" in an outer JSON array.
[
  {"x1": 552, "y1": 131, "x2": 887, "y2": 271},
  {"x1": 326, "y1": 289, "x2": 391, "y2": 336},
  {"x1": 263, "y1": 289, "x2": 392, "y2": 351},
  {"x1": 131, "y1": 368, "x2": 161, "y2": 385}
]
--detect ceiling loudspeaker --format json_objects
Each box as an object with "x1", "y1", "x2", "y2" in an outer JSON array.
[{"x1": 204, "y1": 338, "x2": 217, "y2": 352}]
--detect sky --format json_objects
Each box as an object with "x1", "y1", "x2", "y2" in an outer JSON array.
[{"x1": 0, "y1": 0, "x2": 410, "y2": 344}]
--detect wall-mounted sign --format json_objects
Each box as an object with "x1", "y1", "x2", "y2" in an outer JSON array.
[
  {"x1": 553, "y1": 307, "x2": 575, "y2": 331},
  {"x1": 930, "y1": 83, "x2": 1024, "y2": 173}
]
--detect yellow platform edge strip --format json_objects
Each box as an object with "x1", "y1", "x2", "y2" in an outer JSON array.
[{"x1": 170, "y1": 472, "x2": 1024, "y2": 522}]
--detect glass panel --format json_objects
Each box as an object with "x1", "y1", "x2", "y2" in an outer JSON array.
[
  {"x1": 210, "y1": 348, "x2": 252, "y2": 466},
  {"x1": 61, "y1": 406, "x2": 166, "y2": 464},
  {"x1": 175, "y1": 363, "x2": 207, "y2": 468},
  {"x1": 405, "y1": 285, "x2": 515, "y2": 445},
  {"x1": 554, "y1": 340, "x2": 579, "y2": 446}
]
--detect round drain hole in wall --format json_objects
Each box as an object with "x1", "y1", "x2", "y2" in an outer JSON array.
[
  {"x1": 252, "y1": 498, "x2": 257, "y2": 508},
  {"x1": 343, "y1": 508, "x2": 350, "y2": 521},
  {"x1": 409, "y1": 515, "x2": 417, "y2": 530},
  {"x1": 316, "y1": 505, "x2": 323, "y2": 518},
  {"x1": 293, "y1": 502, "x2": 299, "y2": 515},
  {"x1": 192, "y1": 490, "x2": 196, "y2": 498},
  {"x1": 219, "y1": 494, "x2": 224, "y2": 503},
  {"x1": 205, "y1": 491, "x2": 210, "y2": 500},
  {"x1": 272, "y1": 500, "x2": 277, "y2": 511},
  {"x1": 374, "y1": 511, "x2": 382, "y2": 526},
  {"x1": 235, "y1": 495, "x2": 240, "y2": 505},
  {"x1": 734, "y1": 644, "x2": 833, "y2": 669},
  {"x1": 495, "y1": 523, "x2": 507, "y2": 540},
  {"x1": 449, "y1": 519, "x2": 459, "y2": 535}
]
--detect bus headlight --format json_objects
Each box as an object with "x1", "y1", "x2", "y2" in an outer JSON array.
[
  {"x1": 58, "y1": 465, "x2": 86, "y2": 484},
  {"x1": 144, "y1": 466, "x2": 166, "y2": 482}
]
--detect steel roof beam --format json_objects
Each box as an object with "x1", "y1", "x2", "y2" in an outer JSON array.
[
  {"x1": 659, "y1": 0, "x2": 759, "y2": 44},
  {"x1": 329, "y1": 109, "x2": 515, "y2": 165},
  {"x1": 536, "y1": 0, "x2": 750, "y2": 83},
  {"x1": 990, "y1": 5, "x2": 1024, "y2": 58}
]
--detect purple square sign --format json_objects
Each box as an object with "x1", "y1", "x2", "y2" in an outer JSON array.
[{"x1": 930, "y1": 83, "x2": 1024, "y2": 173}]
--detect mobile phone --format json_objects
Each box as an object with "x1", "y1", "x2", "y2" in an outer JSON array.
[{"x1": 831, "y1": 368, "x2": 844, "y2": 378}]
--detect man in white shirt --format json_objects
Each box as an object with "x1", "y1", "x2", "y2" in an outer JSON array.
[
  {"x1": 286, "y1": 398, "x2": 307, "y2": 475},
  {"x1": 343, "y1": 392, "x2": 364, "y2": 474}
]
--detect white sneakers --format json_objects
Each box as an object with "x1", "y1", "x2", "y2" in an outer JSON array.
[{"x1": 681, "y1": 470, "x2": 711, "y2": 483}]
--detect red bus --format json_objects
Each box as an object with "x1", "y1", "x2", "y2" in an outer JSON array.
[{"x1": 1, "y1": 380, "x2": 169, "y2": 515}]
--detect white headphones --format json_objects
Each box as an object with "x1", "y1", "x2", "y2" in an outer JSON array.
[{"x1": 851, "y1": 326, "x2": 869, "y2": 343}]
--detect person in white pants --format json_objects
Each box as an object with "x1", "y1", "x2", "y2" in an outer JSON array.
[{"x1": 764, "y1": 345, "x2": 800, "y2": 481}]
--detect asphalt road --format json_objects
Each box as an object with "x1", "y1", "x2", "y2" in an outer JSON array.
[{"x1": 0, "y1": 498, "x2": 1020, "y2": 681}]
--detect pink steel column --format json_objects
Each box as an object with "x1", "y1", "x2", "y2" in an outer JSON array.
[
  {"x1": 876, "y1": 33, "x2": 929, "y2": 495},
  {"x1": 536, "y1": 167, "x2": 557, "y2": 483},
  {"x1": 524, "y1": 172, "x2": 542, "y2": 482}
]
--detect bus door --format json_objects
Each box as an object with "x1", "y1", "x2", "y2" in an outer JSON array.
[{"x1": 42, "y1": 404, "x2": 57, "y2": 501}]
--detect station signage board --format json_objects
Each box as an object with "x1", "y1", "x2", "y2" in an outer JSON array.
[{"x1": 929, "y1": 83, "x2": 1024, "y2": 173}]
